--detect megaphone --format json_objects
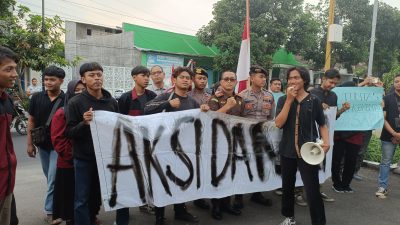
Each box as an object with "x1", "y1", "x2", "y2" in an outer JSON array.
[{"x1": 300, "y1": 140, "x2": 325, "y2": 165}]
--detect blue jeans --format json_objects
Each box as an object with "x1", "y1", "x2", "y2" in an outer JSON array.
[
  {"x1": 378, "y1": 141, "x2": 398, "y2": 189},
  {"x1": 74, "y1": 159, "x2": 101, "y2": 225},
  {"x1": 38, "y1": 148, "x2": 57, "y2": 214}
]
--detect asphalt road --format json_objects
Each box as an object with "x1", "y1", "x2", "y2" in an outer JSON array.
[{"x1": 11, "y1": 131, "x2": 400, "y2": 225}]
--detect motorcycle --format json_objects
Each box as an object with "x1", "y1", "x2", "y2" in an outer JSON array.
[{"x1": 10, "y1": 101, "x2": 29, "y2": 135}]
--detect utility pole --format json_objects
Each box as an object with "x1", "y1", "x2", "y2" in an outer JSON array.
[
  {"x1": 367, "y1": 0, "x2": 378, "y2": 76},
  {"x1": 41, "y1": 0, "x2": 45, "y2": 91},
  {"x1": 324, "y1": 0, "x2": 336, "y2": 71}
]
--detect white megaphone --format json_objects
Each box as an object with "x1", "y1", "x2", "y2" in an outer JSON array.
[{"x1": 300, "y1": 139, "x2": 325, "y2": 165}]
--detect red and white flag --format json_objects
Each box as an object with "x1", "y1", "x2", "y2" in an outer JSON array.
[{"x1": 235, "y1": 0, "x2": 250, "y2": 93}]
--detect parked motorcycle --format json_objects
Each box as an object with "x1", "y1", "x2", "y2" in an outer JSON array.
[{"x1": 10, "y1": 101, "x2": 28, "y2": 135}]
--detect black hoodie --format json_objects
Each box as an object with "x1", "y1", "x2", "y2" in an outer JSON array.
[{"x1": 65, "y1": 89, "x2": 118, "y2": 161}]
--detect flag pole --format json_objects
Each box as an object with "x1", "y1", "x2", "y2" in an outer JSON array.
[
  {"x1": 235, "y1": 0, "x2": 251, "y2": 93},
  {"x1": 324, "y1": 0, "x2": 335, "y2": 71}
]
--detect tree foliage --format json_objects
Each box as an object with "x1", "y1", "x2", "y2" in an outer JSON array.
[
  {"x1": 198, "y1": 0, "x2": 400, "y2": 76},
  {"x1": 333, "y1": 0, "x2": 400, "y2": 75},
  {"x1": 382, "y1": 64, "x2": 400, "y2": 92},
  {"x1": 197, "y1": 0, "x2": 308, "y2": 71},
  {"x1": 0, "y1": 2, "x2": 78, "y2": 96}
]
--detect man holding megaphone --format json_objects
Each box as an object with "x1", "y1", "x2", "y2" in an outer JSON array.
[{"x1": 275, "y1": 67, "x2": 329, "y2": 225}]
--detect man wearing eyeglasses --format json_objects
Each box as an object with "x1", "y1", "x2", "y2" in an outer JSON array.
[
  {"x1": 235, "y1": 65, "x2": 275, "y2": 209},
  {"x1": 208, "y1": 70, "x2": 245, "y2": 220},
  {"x1": 147, "y1": 65, "x2": 170, "y2": 95},
  {"x1": 144, "y1": 66, "x2": 200, "y2": 225}
]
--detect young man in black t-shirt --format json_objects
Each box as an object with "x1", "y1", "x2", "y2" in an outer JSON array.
[
  {"x1": 376, "y1": 74, "x2": 400, "y2": 198},
  {"x1": 144, "y1": 67, "x2": 200, "y2": 225},
  {"x1": 26, "y1": 66, "x2": 65, "y2": 223},
  {"x1": 275, "y1": 67, "x2": 329, "y2": 225}
]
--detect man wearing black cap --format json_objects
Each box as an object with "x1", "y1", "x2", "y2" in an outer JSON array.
[
  {"x1": 116, "y1": 65, "x2": 157, "y2": 224},
  {"x1": 189, "y1": 67, "x2": 211, "y2": 105},
  {"x1": 235, "y1": 65, "x2": 275, "y2": 208}
]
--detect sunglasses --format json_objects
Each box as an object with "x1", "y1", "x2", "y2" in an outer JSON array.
[{"x1": 222, "y1": 77, "x2": 237, "y2": 82}]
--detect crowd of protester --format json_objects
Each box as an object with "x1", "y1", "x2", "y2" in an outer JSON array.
[{"x1": 1, "y1": 45, "x2": 399, "y2": 225}]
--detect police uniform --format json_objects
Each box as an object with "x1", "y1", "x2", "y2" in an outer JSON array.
[
  {"x1": 189, "y1": 90, "x2": 211, "y2": 105},
  {"x1": 240, "y1": 88, "x2": 275, "y2": 121},
  {"x1": 189, "y1": 68, "x2": 212, "y2": 105}
]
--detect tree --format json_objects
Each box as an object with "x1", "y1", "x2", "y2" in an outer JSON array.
[
  {"x1": 286, "y1": 5, "x2": 325, "y2": 68},
  {"x1": 382, "y1": 64, "x2": 400, "y2": 92},
  {"x1": 333, "y1": 0, "x2": 400, "y2": 75},
  {"x1": 197, "y1": 0, "x2": 304, "y2": 71},
  {"x1": 0, "y1": 3, "x2": 79, "y2": 97}
]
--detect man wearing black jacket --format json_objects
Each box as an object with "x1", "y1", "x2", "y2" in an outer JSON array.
[
  {"x1": 144, "y1": 66, "x2": 200, "y2": 225},
  {"x1": 66, "y1": 62, "x2": 118, "y2": 225},
  {"x1": 115, "y1": 65, "x2": 156, "y2": 224}
]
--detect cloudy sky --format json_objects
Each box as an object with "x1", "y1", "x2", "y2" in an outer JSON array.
[{"x1": 16, "y1": 0, "x2": 400, "y2": 35}]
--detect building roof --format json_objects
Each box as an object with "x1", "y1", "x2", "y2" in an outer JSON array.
[
  {"x1": 123, "y1": 23, "x2": 219, "y2": 58},
  {"x1": 272, "y1": 48, "x2": 302, "y2": 66}
]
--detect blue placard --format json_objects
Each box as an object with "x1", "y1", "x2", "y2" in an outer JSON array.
[
  {"x1": 332, "y1": 87, "x2": 384, "y2": 131},
  {"x1": 272, "y1": 92, "x2": 285, "y2": 103}
]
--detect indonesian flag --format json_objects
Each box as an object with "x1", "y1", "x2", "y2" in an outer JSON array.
[{"x1": 235, "y1": 0, "x2": 250, "y2": 93}]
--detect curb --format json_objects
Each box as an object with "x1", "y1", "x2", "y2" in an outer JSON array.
[{"x1": 363, "y1": 160, "x2": 398, "y2": 170}]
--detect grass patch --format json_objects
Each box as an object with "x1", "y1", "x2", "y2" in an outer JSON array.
[{"x1": 365, "y1": 134, "x2": 400, "y2": 163}]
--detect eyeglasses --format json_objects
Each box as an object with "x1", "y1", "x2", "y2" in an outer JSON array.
[
  {"x1": 222, "y1": 77, "x2": 237, "y2": 82},
  {"x1": 177, "y1": 75, "x2": 191, "y2": 80}
]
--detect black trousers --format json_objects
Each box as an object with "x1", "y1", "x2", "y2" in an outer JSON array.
[
  {"x1": 281, "y1": 155, "x2": 326, "y2": 225},
  {"x1": 331, "y1": 140, "x2": 360, "y2": 188},
  {"x1": 155, "y1": 203, "x2": 186, "y2": 219}
]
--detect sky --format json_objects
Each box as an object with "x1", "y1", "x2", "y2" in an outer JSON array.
[{"x1": 16, "y1": 0, "x2": 400, "y2": 36}]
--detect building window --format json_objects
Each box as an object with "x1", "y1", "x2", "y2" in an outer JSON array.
[{"x1": 87, "y1": 29, "x2": 92, "y2": 36}]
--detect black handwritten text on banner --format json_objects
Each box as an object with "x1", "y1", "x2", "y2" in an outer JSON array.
[{"x1": 90, "y1": 109, "x2": 335, "y2": 211}]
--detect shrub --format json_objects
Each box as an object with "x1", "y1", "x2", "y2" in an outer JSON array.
[{"x1": 365, "y1": 134, "x2": 400, "y2": 163}]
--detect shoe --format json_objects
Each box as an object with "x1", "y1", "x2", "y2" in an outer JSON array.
[
  {"x1": 274, "y1": 188, "x2": 283, "y2": 196},
  {"x1": 139, "y1": 205, "x2": 156, "y2": 214},
  {"x1": 280, "y1": 217, "x2": 297, "y2": 225},
  {"x1": 44, "y1": 215, "x2": 53, "y2": 224},
  {"x1": 343, "y1": 186, "x2": 354, "y2": 193},
  {"x1": 353, "y1": 173, "x2": 363, "y2": 181},
  {"x1": 332, "y1": 185, "x2": 344, "y2": 193},
  {"x1": 175, "y1": 211, "x2": 200, "y2": 223},
  {"x1": 51, "y1": 218, "x2": 63, "y2": 225},
  {"x1": 155, "y1": 217, "x2": 166, "y2": 225},
  {"x1": 233, "y1": 195, "x2": 244, "y2": 209},
  {"x1": 193, "y1": 199, "x2": 210, "y2": 210},
  {"x1": 320, "y1": 192, "x2": 335, "y2": 202},
  {"x1": 211, "y1": 206, "x2": 222, "y2": 220},
  {"x1": 295, "y1": 194, "x2": 307, "y2": 207},
  {"x1": 250, "y1": 193, "x2": 273, "y2": 206},
  {"x1": 375, "y1": 187, "x2": 388, "y2": 199},
  {"x1": 221, "y1": 206, "x2": 241, "y2": 216}
]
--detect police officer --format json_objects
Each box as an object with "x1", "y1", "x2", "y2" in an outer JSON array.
[
  {"x1": 188, "y1": 68, "x2": 211, "y2": 105},
  {"x1": 235, "y1": 65, "x2": 275, "y2": 208}
]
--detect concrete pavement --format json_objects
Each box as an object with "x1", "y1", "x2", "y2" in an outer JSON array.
[{"x1": 11, "y1": 132, "x2": 400, "y2": 225}]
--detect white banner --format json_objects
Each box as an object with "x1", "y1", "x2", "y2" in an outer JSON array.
[{"x1": 90, "y1": 108, "x2": 336, "y2": 211}]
